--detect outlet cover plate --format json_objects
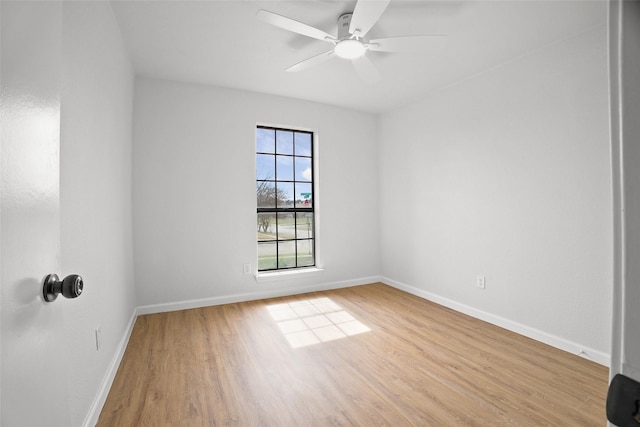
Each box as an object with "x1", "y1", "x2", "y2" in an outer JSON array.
[
  {"x1": 95, "y1": 326, "x2": 102, "y2": 351},
  {"x1": 477, "y1": 275, "x2": 486, "y2": 289}
]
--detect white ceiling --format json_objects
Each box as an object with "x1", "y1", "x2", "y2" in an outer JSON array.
[{"x1": 111, "y1": 0, "x2": 607, "y2": 114}]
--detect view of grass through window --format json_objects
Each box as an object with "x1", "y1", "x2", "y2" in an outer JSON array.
[{"x1": 256, "y1": 126, "x2": 315, "y2": 271}]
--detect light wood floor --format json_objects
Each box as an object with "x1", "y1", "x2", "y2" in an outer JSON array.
[{"x1": 98, "y1": 283, "x2": 608, "y2": 426}]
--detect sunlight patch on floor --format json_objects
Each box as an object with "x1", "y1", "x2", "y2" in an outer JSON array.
[{"x1": 266, "y1": 297, "x2": 370, "y2": 348}]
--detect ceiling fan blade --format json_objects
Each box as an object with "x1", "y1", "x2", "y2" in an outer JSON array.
[
  {"x1": 257, "y1": 10, "x2": 336, "y2": 42},
  {"x1": 349, "y1": 0, "x2": 391, "y2": 38},
  {"x1": 286, "y1": 50, "x2": 335, "y2": 72},
  {"x1": 368, "y1": 35, "x2": 447, "y2": 52},
  {"x1": 351, "y1": 55, "x2": 381, "y2": 83}
]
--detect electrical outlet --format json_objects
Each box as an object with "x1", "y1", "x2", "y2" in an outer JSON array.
[
  {"x1": 243, "y1": 264, "x2": 252, "y2": 275},
  {"x1": 95, "y1": 326, "x2": 102, "y2": 351},
  {"x1": 476, "y1": 275, "x2": 486, "y2": 289}
]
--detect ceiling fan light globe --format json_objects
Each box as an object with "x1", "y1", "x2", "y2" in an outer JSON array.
[{"x1": 334, "y1": 39, "x2": 366, "y2": 59}]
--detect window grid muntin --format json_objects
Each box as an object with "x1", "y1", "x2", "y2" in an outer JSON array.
[{"x1": 257, "y1": 126, "x2": 315, "y2": 271}]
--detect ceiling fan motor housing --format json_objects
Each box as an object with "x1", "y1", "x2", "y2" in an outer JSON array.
[{"x1": 338, "y1": 13, "x2": 354, "y2": 40}]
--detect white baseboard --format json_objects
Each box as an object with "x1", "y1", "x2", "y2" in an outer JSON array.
[
  {"x1": 82, "y1": 309, "x2": 137, "y2": 427},
  {"x1": 381, "y1": 276, "x2": 610, "y2": 367},
  {"x1": 137, "y1": 275, "x2": 382, "y2": 315}
]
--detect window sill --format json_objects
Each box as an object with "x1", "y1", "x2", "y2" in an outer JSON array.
[{"x1": 255, "y1": 267, "x2": 324, "y2": 283}]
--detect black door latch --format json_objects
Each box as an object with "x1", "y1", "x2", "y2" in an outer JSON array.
[
  {"x1": 42, "y1": 274, "x2": 83, "y2": 302},
  {"x1": 607, "y1": 373, "x2": 640, "y2": 426}
]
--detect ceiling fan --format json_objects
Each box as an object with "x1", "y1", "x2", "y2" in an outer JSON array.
[{"x1": 257, "y1": 0, "x2": 446, "y2": 83}]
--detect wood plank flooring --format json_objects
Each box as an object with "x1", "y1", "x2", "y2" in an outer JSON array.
[{"x1": 98, "y1": 283, "x2": 608, "y2": 426}]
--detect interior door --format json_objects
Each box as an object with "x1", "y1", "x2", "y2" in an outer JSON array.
[
  {"x1": 1, "y1": 2, "x2": 69, "y2": 425},
  {"x1": 608, "y1": 1, "x2": 640, "y2": 426}
]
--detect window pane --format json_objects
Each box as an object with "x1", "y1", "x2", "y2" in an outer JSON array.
[
  {"x1": 295, "y1": 157, "x2": 312, "y2": 182},
  {"x1": 296, "y1": 240, "x2": 314, "y2": 267},
  {"x1": 276, "y1": 130, "x2": 294, "y2": 155},
  {"x1": 276, "y1": 155, "x2": 294, "y2": 181},
  {"x1": 278, "y1": 241, "x2": 296, "y2": 268},
  {"x1": 257, "y1": 181, "x2": 276, "y2": 209},
  {"x1": 257, "y1": 213, "x2": 277, "y2": 240},
  {"x1": 295, "y1": 133, "x2": 312, "y2": 156},
  {"x1": 276, "y1": 213, "x2": 296, "y2": 240},
  {"x1": 257, "y1": 128, "x2": 275, "y2": 153},
  {"x1": 276, "y1": 182, "x2": 294, "y2": 208},
  {"x1": 296, "y1": 213, "x2": 314, "y2": 239},
  {"x1": 256, "y1": 154, "x2": 274, "y2": 180},
  {"x1": 258, "y1": 242, "x2": 277, "y2": 270},
  {"x1": 257, "y1": 126, "x2": 314, "y2": 272},
  {"x1": 296, "y1": 182, "x2": 312, "y2": 208}
]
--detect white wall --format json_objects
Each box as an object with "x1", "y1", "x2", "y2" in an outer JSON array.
[
  {"x1": 133, "y1": 77, "x2": 379, "y2": 307},
  {"x1": 378, "y1": 25, "x2": 612, "y2": 362},
  {"x1": 60, "y1": 2, "x2": 136, "y2": 426}
]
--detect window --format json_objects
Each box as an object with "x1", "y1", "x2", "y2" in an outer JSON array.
[{"x1": 256, "y1": 126, "x2": 315, "y2": 271}]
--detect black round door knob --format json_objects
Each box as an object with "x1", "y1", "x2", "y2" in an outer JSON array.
[{"x1": 43, "y1": 274, "x2": 84, "y2": 302}]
